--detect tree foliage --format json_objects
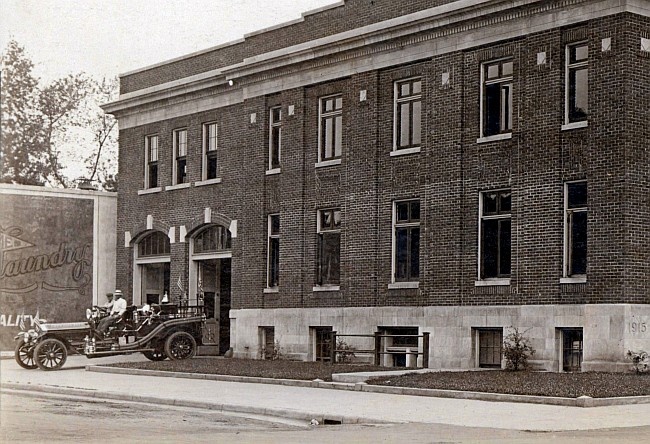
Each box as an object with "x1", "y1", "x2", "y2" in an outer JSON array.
[{"x1": 1, "y1": 40, "x2": 118, "y2": 190}]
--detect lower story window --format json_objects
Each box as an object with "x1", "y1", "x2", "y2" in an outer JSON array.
[
  {"x1": 312, "y1": 326, "x2": 333, "y2": 362},
  {"x1": 476, "y1": 328, "x2": 503, "y2": 368},
  {"x1": 381, "y1": 326, "x2": 419, "y2": 367},
  {"x1": 560, "y1": 328, "x2": 583, "y2": 372},
  {"x1": 259, "y1": 326, "x2": 275, "y2": 360}
]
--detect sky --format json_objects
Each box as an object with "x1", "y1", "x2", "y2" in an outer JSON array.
[{"x1": 1, "y1": 0, "x2": 336, "y2": 82}]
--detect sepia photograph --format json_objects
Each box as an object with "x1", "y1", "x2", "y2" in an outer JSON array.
[{"x1": 1, "y1": 1, "x2": 649, "y2": 442}]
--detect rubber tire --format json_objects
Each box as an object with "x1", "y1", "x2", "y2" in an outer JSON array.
[
  {"x1": 14, "y1": 339, "x2": 37, "y2": 370},
  {"x1": 143, "y1": 350, "x2": 167, "y2": 361},
  {"x1": 164, "y1": 331, "x2": 197, "y2": 361},
  {"x1": 34, "y1": 338, "x2": 68, "y2": 371}
]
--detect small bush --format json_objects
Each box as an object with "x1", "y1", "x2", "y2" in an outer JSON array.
[
  {"x1": 260, "y1": 340, "x2": 284, "y2": 360},
  {"x1": 502, "y1": 327, "x2": 535, "y2": 371},
  {"x1": 626, "y1": 350, "x2": 649, "y2": 374},
  {"x1": 335, "y1": 339, "x2": 356, "y2": 363}
]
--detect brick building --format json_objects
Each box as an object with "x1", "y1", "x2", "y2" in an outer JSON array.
[{"x1": 104, "y1": 0, "x2": 650, "y2": 371}]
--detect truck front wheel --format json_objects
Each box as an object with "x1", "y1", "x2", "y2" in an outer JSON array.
[{"x1": 34, "y1": 338, "x2": 68, "y2": 371}]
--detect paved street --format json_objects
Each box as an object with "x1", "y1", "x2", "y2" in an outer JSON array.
[{"x1": 3, "y1": 390, "x2": 650, "y2": 444}]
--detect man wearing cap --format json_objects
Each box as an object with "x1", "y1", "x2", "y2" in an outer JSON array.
[
  {"x1": 97, "y1": 290, "x2": 127, "y2": 335},
  {"x1": 102, "y1": 292, "x2": 114, "y2": 313}
]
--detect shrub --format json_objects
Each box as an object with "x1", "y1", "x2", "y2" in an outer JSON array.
[
  {"x1": 335, "y1": 339, "x2": 356, "y2": 363},
  {"x1": 260, "y1": 340, "x2": 284, "y2": 360},
  {"x1": 626, "y1": 350, "x2": 649, "y2": 374},
  {"x1": 502, "y1": 327, "x2": 536, "y2": 371}
]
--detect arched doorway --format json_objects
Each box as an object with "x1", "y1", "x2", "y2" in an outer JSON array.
[
  {"x1": 133, "y1": 231, "x2": 170, "y2": 305},
  {"x1": 189, "y1": 224, "x2": 231, "y2": 354}
]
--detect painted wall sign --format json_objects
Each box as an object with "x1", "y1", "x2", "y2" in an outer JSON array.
[{"x1": 0, "y1": 194, "x2": 94, "y2": 349}]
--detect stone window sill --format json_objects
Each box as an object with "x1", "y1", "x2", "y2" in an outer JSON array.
[
  {"x1": 315, "y1": 159, "x2": 341, "y2": 168},
  {"x1": 138, "y1": 187, "x2": 163, "y2": 195},
  {"x1": 263, "y1": 287, "x2": 279, "y2": 294},
  {"x1": 312, "y1": 285, "x2": 340, "y2": 292},
  {"x1": 388, "y1": 282, "x2": 419, "y2": 289},
  {"x1": 265, "y1": 168, "x2": 281, "y2": 176},
  {"x1": 476, "y1": 133, "x2": 512, "y2": 144},
  {"x1": 561, "y1": 121, "x2": 588, "y2": 131},
  {"x1": 194, "y1": 178, "x2": 222, "y2": 187},
  {"x1": 560, "y1": 276, "x2": 587, "y2": 284},
  {"x1": 390, "y1": 146, "x2": 421, "y2": 157},
  {"x1": 165, "y1": 183, "x2": 191, "y2": 191},
  {"x1": 475, "y1": 278, "x2": 510, "y2": 287}
]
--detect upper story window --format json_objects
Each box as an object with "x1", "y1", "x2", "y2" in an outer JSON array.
[
  {"x1": 202, "y1": 122, "x2": 218, "y2": 180},
  {"x1": 144, "y1": 135, "x2": 159, "y2": 189},
  {"x1": 394, "y1": 78, "x2": 422, "y2": 151},
  {"x1": 565, "y1": 42, "x2": 588, "y2": 125},
  {"x1": 564, "y1": 181, "x2": 587, "y2": 278},
  {"x1": 269, "y1": 106, "x2": 282, "y2": 171},
  {"x1": 393, "y1": 200, "x2": 420, "y2": 282},
  {"x1": 173, "y1": 129, "x2": 188, "y2": 185},
  {"x1": 318, "y1": 94, "x2": 342, "y2": 162},
  {"x1": 138, "y1": 231, "x2": 170, "y2": 257},
  {"x1": 481, "y1": 60, "x2": 513, "y2": 137},
  {"x1": 317, "y1": 208, "x2": 341, "y2": 287},
  {"x1": 193, "y1": 225, "x2": 232, "y2": 254},
  {"x1": 267, "y1": 214, "x2": 280, "y2": 288},
  {"x1": 479, "y1": 190, "x2": 511, "y2": 281}
]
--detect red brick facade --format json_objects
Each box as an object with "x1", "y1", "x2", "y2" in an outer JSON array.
[{"x1": 107, "y1": 0, "x2": 649, "y2": 369}]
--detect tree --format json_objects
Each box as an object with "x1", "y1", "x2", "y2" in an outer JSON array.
[
  {"x1": 0, "y1": 40, "x2": 43, "y2": 185},
  {"x1": 1, "y1": 40, "x2": 118, "y2": 190}
]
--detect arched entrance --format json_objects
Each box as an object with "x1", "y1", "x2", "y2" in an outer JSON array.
[
  {"x1": 189, "y1": 224, "x2": 231, "y2": 354},
  {"x1": 133, "y1": 231, "x2": 170, "y2": 305}
]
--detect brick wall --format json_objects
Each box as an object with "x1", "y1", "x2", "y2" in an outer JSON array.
[{"x1": 115, "y1": 12, "x2": 650, "y2": 310}]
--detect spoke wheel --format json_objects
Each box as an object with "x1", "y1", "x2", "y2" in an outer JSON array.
[
  {"x1": 143, "y1": 350, "x2": 167, "y2": 361},
  {"x1": 34, "y1": 338, "x2": 68, "y2": 371},
  {"x1": 15, "y1": 339, "x2": 37, "y2": 370},
  {"x1": 164, "y1": 331, "x2": 196, "y2": 361}
]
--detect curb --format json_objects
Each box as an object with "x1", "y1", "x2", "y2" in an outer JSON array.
[
  {"x1": 2, "y1": 382, "x2": 385, "y2": 426},
  {"x1": 87, "y1": 365, "x2": 650, "y2": 408}
]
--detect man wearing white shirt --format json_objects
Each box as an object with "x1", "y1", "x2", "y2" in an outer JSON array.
[{"x1": 97, "y1": 290, "x2": 127, "y2": 335}]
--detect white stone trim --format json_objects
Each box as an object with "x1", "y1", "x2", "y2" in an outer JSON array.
[
  {"x1": 390, "y1": 146, "x2": 421, "y2": 157},
  {"x1": 315, "y1": 158, "x2": 342, "y2": 168},
  {"x1": 265, "y1": 168, "x2": 281, "y2": 176},
  {"x1": 476, "y1": 133, "x2": 512, "y2": 144},
  {"x1": 560, "y1": 276, "x2": 587, "y2": 284},
  {"x1": 107, "y1": 1, "x2": 647, "y2": 129},
  {"x1": 194, "y1": 178, "x2": 222, "y2": 187},
  {"x1": 474, "y1": 278, "x2": 510, "y2": 286},
  {"x1": 561, "y1": 121, "x2": 589, "y2": 131},
  {"x1": 263, "y1": 287, "x2": 279, "y2": 294},
  {"x1": 388, "y1": 282, "x2": 419, "y2": 289},
  {"x1": 138, "y1": 187, "x2": 162, "y2": 195},
  {"x1": 165, "y1": 183, "x2": 191, "y2": 191},
  {"x1": 313, "y1": 285, "x2": 340, "y2": 292}
]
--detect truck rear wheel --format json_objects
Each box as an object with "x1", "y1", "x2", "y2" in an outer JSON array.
[
  {"x1": 15, "y1": 339, "x2": 37, "y2": 369},
  {"x1": 34, "y1": 338, "x2": 68, "y2": 371},
  {"x1": 164, "y1": 331, "x2": 196, "y2": 360}
]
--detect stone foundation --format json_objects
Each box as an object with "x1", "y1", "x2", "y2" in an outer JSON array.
[{"x1": 230, "y1": 304, "x2": 650, "y2": 372}]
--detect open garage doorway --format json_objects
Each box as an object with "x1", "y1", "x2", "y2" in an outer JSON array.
[
  {"x1": 196, "y1": 258, "x2": 231, "y2": 355},
  {"x1": 189, "y1": 224, "x2": 232, "y2": 355}
]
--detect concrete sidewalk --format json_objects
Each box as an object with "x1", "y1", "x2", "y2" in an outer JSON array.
[{"x1": 2, "y1": 356, "x2": 650, "y2": 431}]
